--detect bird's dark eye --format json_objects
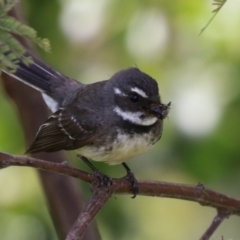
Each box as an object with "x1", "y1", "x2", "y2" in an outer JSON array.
[{"x1": 129, "y1": 93, "x2": 139, "y2": 102}]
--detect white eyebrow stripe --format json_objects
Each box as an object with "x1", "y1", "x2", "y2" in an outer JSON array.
[
  {"x1": 131, "y1": 87, "x2": 148, "y2": 98},
  {"x1": 114, "y1": 87, "x2": 127, "y2": 96}
]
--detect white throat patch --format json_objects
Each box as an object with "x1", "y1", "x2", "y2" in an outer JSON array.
[{"x1": 114, "y1": 106, "x2": 157, "y2": 126}]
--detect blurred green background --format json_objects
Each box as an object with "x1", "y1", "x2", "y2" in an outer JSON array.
[{"x1": 0, "y1": 0, "x2": 240, "y2": 239}]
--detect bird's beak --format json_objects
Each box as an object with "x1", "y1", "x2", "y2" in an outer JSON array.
[{"x1": 150, "y1": 102, "x2": 171, "y2": 120}]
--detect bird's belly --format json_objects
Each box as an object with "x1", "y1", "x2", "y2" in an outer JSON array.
[{"x1": 77, "y1": 131, "x2": 158, "y2": 165}]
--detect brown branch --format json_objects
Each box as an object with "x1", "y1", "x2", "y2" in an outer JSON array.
[
  {"x1": 1, "y1": 152, "x2": 240, "y2": 238},
  {"x1": 0, "y1": 152, "x2": 93, "y2": 183},
  {"x1": 200, "y1": 209, "x2": 230, "y2": 240},
  {"x1": 66, "y1": 186, "x2": 112, "y2": 240},
  {"x1": 1, "y1": 151, "x2": 240, "y2": 214}
]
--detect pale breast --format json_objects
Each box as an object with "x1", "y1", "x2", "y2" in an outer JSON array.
[{"x1": 77, "y1": 130, "x2": 158, "y2": 165}]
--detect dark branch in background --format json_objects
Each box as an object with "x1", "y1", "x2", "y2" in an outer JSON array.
[
  {"x1": 1, "y1": 3, "x2": 100, "y2": 240},
  {"x1": 0, "y1": 152, "x2": 240, "y2": 240}
]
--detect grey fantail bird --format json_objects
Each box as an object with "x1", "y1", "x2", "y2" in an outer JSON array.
[{"x1": 2, "y1": 51, "x2": 171, "y2": 197}]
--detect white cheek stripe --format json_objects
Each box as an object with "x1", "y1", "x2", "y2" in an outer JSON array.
[
  {"x1": 114, "y1": 106, "x2": 157, "y2": 126},
  {"x1": 131, "y1": 87, "x2": 148, "y2": 98},
  {"x1": 114, "y1": 87, "x2": 127, "y2": 96}
]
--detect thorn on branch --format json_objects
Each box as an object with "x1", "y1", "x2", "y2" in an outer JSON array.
[
  {"x1": 196, "y1": 182, "x2": 206, "y2": 191},
  {"x1": 61, "y1": 161, "x2": 69, "y2": 166}
]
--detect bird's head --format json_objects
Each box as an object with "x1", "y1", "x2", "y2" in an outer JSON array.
[{"x1": 107, "y1": 68, "x2": 170, "y2": 126}]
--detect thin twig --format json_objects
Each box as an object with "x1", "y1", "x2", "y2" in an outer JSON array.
[
  {"x1": 0, "y1": 151, "x2": 94, "y2": 183},
  {"x1": 199, "y1": 0, "x2": 227, "y2": 35},
  {"x1": 66, "y1": 186, "x2": 112, "y2": 240},
  {"x1": 200, "y1": 209, "x2": 230, "y2": 240}
]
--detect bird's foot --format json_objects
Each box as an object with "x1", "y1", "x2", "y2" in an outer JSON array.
[
  {"x1": 122, "y1": 163, "x2": 139, "y2": 198},
  {"x1": 94, "y1": 169, "x2": 112, "y2": 189},
  {"x1": 78, "y1": 155, "x2": 112, "y2": 189}
]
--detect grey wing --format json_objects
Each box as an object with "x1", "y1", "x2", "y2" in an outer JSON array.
[{"x1": 26, "y1": 108, "x2": 100, "y2": 153}]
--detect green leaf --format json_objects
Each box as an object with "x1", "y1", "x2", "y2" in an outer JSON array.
[
  {"x1": 0, "y1": 0, "x2": 51, "y2": 73},
  {"x1": 33, "y1": 37, "x2": 51, "y2": 53},
  {"x1": 0, "y1": 16, "x2": 37, "y2": 38}
]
